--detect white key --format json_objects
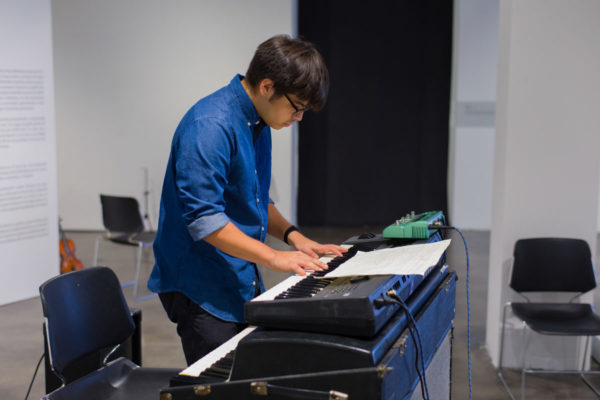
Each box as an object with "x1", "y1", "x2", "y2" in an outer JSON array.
[
  {"x1": 252, "y1": 274, "x2": 304, "y2": 301},
  {"x1": 251, "y1": 247, "x2": 351, "y2": 301},
  {"x1": 180, "y1": 326, "x2": 255, "y2": 377},
  {"x1": 179, "y1": 274, "x2": 301, "y2": 377},
  {"x1": 178, "y1": 245, "x2": 353, "y2": 377}
]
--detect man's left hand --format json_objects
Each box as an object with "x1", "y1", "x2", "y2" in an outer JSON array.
[{"x1": 288, "y1": 232, "x2": 347, "y2": 259}]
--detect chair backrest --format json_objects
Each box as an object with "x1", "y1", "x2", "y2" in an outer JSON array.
[
  {"x1": 40, "y1": 266, "x2": 136, "y2": 375},
  {"x1": 100, "y1": 194, "x2": 145, "y2": 233},
  {"x1": 510, "y1": 237, "x2": 596, "y2": 293}
]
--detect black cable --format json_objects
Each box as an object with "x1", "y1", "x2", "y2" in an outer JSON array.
[
  {"x1": 398, "y1": 315, "x2": 426, "y2": 398},
  {"x1": 386, "y1": 291, "x2": 430, "y2": 400},
  {"x1": 392, "y1": 294, "x2": 430, "y2": 400},
  {"x1": 406, "y1": 320, "x2": 427, "y2": 398},
  {"x1": 25, "y1": 352, "x2": 45, "y2": 400},
  {"x1": 405, "y1": 310, "x2": 429, "y2": 400}
]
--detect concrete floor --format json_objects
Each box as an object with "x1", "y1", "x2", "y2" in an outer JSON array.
[{"x1": 2, "y1": 228, "x2": 600, "y2": 399}]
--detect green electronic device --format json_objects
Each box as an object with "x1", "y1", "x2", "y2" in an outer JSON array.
[{"x1": 382, "y1": 210, "x2": 445, "y2": 239}]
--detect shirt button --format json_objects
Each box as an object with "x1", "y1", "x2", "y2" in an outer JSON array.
[
  {"x1": 261, "y1": 226, "x2": 265, "y2": 232},
  {"x1": 256, "y1": 198, "x2": 260, "y2": 203},
  {"x1": 252, "y1": 281, "x2": 256, "y2": 286},
  {"x1": 247, "y1": 122, "x2": 251, "y2": 126},
  {"x1": 254, "y1": 169, "x2": 257, "y2": 174}
]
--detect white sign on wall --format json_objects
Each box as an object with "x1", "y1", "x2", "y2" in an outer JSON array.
[{"x1": 0, "y1": 0, "x2": 58, "y2": 305}]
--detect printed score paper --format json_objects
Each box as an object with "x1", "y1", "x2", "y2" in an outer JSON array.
[{"x1": 321, "y1": 239, "x2": 451, "y2": 278}]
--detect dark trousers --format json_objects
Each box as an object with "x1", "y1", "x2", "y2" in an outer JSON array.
[{"x1": 158, "y1": 291, "x2": 247, "y2": 365}]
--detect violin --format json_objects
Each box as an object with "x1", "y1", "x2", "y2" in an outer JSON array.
[{"x1": 59, "y1": 219, "x2": 84, "y2": 274}]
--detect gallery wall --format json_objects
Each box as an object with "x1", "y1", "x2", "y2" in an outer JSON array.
[
  {"x1": 0, "y1": 0, "x2": 58, "y2": 305},
  {"x1": 52, "y1": 0, "x2": 297, "y2": 230}
]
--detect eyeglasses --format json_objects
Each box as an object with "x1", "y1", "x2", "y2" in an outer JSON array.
[{"x1": 284, "y1": 94, "x2": 311, "y2": 117}]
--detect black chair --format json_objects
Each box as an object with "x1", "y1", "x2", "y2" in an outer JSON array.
[
  {"x1": 497, "y1": 237, "x2": 600, "y2": 399},
  {"x1": 40, "y1": 266, "x2": 180, "y2": 400},
  {"x1": 93, "y1": 194, "x2": 156, "y2": 301}
]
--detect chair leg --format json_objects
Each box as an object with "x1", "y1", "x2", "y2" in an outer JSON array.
[
  {"x1": 132, "y1": 244, "x2": 158, "y2": 302},
  {"x1": 497, "y1": 307, "x2": 600, "y2": 399},
  {"x1": 520, "y1": 321, "x2": 531, "y2": 400},
  {"x1": 93, "y1": 235, "x2": 102, "y2": 265},
  {"x1": 497, "y1": 303, "x2": 516, "y2": 400},
  {"x1": 119, "y1": 247, "x2": 136, "y2": 289},
  {"x1": 581, "y1": 375, "x2": 600, "y2": 397},
  {"x1": 580, "y1": 336, "x2": 600, "y2": 397},
  {"x1": 133, "y1": 244, "x2": 142, "y2": 299},
  {"x1": 136, "y1": 293, "x2": 158, "y2": 302}
]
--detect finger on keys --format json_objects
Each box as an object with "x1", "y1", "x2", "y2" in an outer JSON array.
[
  {"x1": 321, "y1": 246, "x2": 346, "y2": 258},
  {"x1": 313, "y1": 259, "x2": 327, "y2": 270},
  {"x1": 294, "y1": 266, "x2": 307, "y2": 276},
  {"x1": 303, "y1": 261, "x2": 324, "y2": 272},
  {"x1": 331, "y1": 245, "x2": 348, "y2": 257}
]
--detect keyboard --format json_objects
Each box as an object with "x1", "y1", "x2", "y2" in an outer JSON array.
[
  {"x1": 167, "y1": 266, "x2": 457, "y2": 400},
  {"x1": 244, "y1": 232, "x2": 444, "y2": 337}
]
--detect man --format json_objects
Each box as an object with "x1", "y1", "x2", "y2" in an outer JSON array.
[{"x1": 148, "y1": 35, "x2": 347, "y2": 365}]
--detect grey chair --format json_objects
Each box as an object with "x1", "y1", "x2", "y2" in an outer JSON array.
[
  {"x1": 497, "y1": 237, "x2": 600, "y2": 399},
  {"x1": 93, "y1": 194, "x2": 156, "y2": 301},
  {"x1": 40, "y1": 266, "x2": 180, "y2": 400}
]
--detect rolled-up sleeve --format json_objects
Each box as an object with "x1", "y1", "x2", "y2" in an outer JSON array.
[
  {"x1": 187, "y1": 212, "x2": 230, "y2": 240},
  {"x1": 175, "y1": 117, "x2": 235, "y2": 241}
]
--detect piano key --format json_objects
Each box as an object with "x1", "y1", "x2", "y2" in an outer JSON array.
[
  {"x1": 178, "y1": 245, "x2": 355, "y2": 378},
  {"x1": 180, "y1": 327, "x2": 254, "y2": 377},
  {"x1": 179, "y1": 267, "x2": 317, "y2": 377}
]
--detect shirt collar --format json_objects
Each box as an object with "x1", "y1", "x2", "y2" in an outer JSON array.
[{"x1": 230, "y1": 74, "x2": 261, "y2": 126}]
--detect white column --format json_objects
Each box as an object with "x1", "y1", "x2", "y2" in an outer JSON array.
[
  {"x1": 449, "y1": 0, "x2": 499, "y2": 230},
  {"x1": 486, "y1": 0, "x2": 600, "y2": 368},
  {"x1": 0, "y1": 0, "x2": 58, "y2": 305}
]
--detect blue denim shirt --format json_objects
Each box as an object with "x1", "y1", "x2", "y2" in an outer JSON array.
[{"x1": 148, "y1": 75, "x2": 270, "y2": 322}]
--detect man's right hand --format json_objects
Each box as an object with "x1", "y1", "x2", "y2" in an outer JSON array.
[{"x1": 269, "y1": 250, "x2": 329, "y2": 276}]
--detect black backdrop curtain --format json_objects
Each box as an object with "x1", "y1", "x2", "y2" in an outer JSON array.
[{"x1": 297, "y1": 1, "x2": 453, "y2": 226}]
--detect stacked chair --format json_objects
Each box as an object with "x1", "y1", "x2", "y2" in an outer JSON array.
[
  {"x1": 497, "y1": 237, "x2": 600, "y2": 399},
  {"x1": 93, "y1": 194, "x2": 156, "y2": 301},
  {"x1": 40, "y1": 266, "x2": 180, "y2": 399}
]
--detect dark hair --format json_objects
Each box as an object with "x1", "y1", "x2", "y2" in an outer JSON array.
[{"x1": 245, "y1": 35, "x2": 329, "y2": 111}]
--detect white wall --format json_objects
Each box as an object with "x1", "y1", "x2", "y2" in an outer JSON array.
[
  {"x1": 0, "y1": 0, "x2": 58, "y2": 305},
  {"x1": 52, "y1": 0, "x2": 296, "y2": 230},
  {"x1": 449, "y1": 0, "x2": 499, "y2": 230},
  {"x1": 450, "y1": 0, "x2": 600, "y2": 233},
  {"x1": 52, "y1": 0, "x2": 600, "y2": 234},
  {"x1": 486, "y1": 0, "x2": 600, "y2": 368}
]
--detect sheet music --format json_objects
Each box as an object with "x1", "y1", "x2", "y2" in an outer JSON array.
[{"x1": 321, "y1": 239, "x2": 451, "y2": 278}]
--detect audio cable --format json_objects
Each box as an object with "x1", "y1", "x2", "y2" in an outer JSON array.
[
  {"x1": 24, "y1": 352, "x2": 44, "y2": 400},
  {"x1": 429, "y1": 223, "x2": 473, "y2": 400},
  {"x1": 383, "y1": 289, "x2": 430, "y2": 400}
]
